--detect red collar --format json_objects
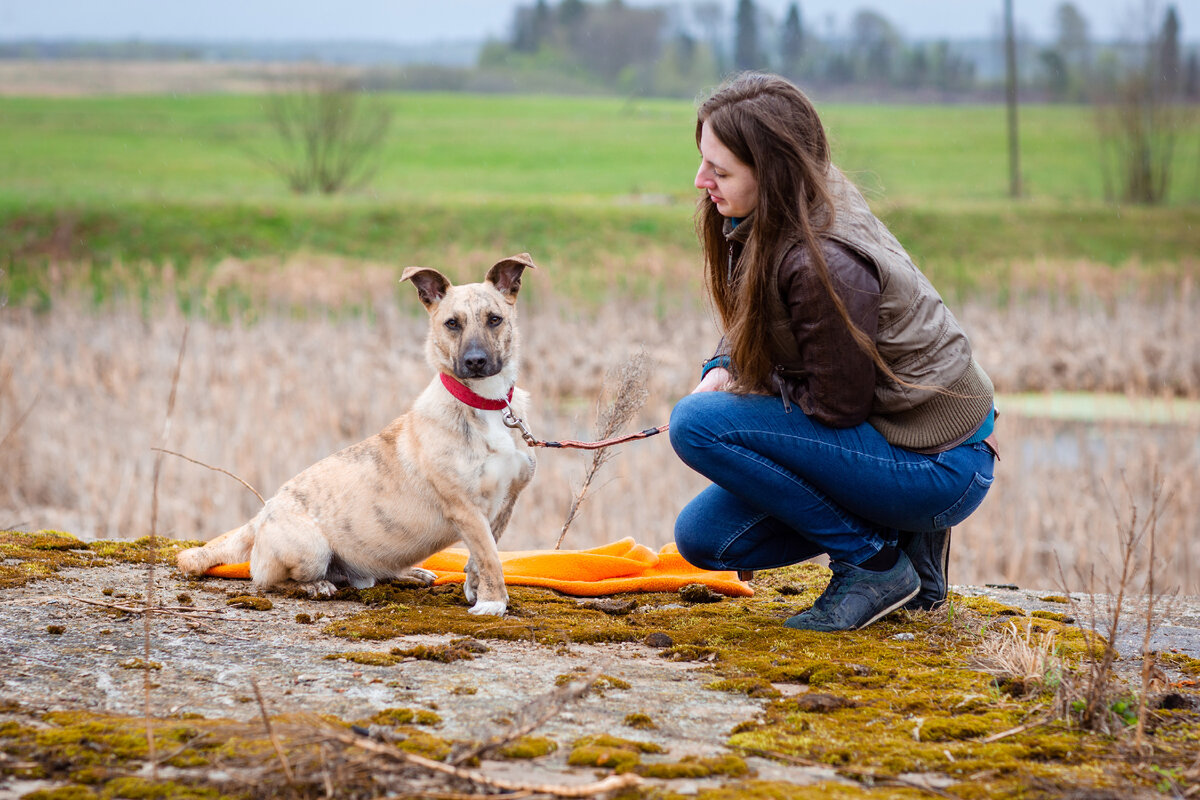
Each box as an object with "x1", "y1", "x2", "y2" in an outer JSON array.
[{"x1": 439, "y1": 373, "x2": 513, "y2": 411}]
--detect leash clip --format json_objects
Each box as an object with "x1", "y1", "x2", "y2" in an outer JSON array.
[{"x1": 501, "y1": 401, "x2": 539, "y2": 447}]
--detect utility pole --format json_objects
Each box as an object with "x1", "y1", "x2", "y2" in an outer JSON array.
[{"x1": 1004, "y1": 0, "x2": 1022, "y2": 197}]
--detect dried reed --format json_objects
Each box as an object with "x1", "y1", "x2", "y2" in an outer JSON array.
[
  {"x1": 4, "y1": 260, "x2": 1199, "y2": 593},
  {"x1": 556, "y1": 350, "x2": 650, "y2": 549}
]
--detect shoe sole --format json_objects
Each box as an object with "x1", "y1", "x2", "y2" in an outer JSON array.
[{"x1": 854, "y1": 583, "x2": 921, "y2": 630}]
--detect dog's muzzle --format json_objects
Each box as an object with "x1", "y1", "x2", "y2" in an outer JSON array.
[{"x1": 457, "y1": 342, "x2": 500, "y2": 379}]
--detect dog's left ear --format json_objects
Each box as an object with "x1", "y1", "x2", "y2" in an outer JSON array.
[
  {"x1": 486, "y1": 253, "x2": 537, "y2": 304},
  {"x1": 401, "y1": 267, "x2": 452, "y2": 311}
]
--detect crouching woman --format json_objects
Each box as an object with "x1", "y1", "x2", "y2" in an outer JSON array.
[{"x1": 670, "y1": 73, "x2": 998, "y2": 632}]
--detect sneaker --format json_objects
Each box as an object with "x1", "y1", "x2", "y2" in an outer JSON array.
[
  {"x1": 784, "y1": 551, "x2": 920, "y2": 632},
  {"x1": 898, "y1": 529, "x2": 951, "y2": 611}
]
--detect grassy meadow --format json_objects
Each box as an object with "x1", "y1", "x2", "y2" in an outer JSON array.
[{"x1": 2, "y1": 84, "x2": 1199, "y2": 593}]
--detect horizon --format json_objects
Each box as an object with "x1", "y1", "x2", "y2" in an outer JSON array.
[{"x1": 1, "y1": 0, "x2": 1196, "y2": 46}]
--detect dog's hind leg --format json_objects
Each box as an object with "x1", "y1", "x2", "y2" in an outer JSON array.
[
  {"x1": 250, "y1": 512, "x2": 337, "y2": 598},
  {"x1": 176, "y1": 524, "x2": 253, "y2": 576}
]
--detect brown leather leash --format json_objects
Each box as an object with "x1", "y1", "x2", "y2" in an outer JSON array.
[{"x1": 501, "y1": 401, "x2": 668, "y2": 450}]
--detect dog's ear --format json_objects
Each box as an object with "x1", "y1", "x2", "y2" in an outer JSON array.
[
  {"x1": 401, "y1": 267, "x2": 452, "y2": 310},
  {"x1": 486, "y1": 253, "x2": 537, "y2": 304}
]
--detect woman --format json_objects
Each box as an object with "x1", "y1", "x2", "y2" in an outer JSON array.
[{"x1": 670, "y1": 73, "x2": 997, "y2": 632}]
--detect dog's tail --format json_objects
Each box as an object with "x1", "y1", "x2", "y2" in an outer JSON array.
[{"x1": 176, "y1": 524, "x2": 253, "y2": 576}]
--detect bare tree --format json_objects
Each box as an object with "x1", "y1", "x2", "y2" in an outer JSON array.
[
  {"x1": 1095, "y1": 4, "x2": 1193, "y2": 205},
  {"x1": 258, "y1": 72, "x2": 392, "y2": 195}
]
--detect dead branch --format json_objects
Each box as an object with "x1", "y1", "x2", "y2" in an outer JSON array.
[
  {"x1": 152, "y1": 447, "x2": 265, "y2": 504},
  {"x1": 251, "y1": 678, "x2": 297, "y2": 789},
  {"x1": 66, "y1": 595, "x2": 224, "y2": 619},
  {"x1": 450, "y1": 671, "x2": 599, "y2": 766},
  {"x1": 143, "y1": 324, "x2": 188, "y2": 777}
]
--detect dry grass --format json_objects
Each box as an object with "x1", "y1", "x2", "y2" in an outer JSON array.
[{"x1": 4, "y1": 257, "x2": 1199, "y2": 593}]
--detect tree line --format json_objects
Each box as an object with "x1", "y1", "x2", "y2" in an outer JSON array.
[{"x1": 487, "y1": 0, "x2": 1197, "y2": 102}]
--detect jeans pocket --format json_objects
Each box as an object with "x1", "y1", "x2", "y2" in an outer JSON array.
[{"x1": 933, "y1": 472, "x2": 995, "y2": 529}]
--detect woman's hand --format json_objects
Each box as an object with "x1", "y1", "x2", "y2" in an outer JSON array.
[{"x1": 692, "y1": 366, "x2": 732, "y2": 393}]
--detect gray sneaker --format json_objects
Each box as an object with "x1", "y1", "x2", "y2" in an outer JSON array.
[
  {"x1": 898, "y1": 529, "x2": 951, "y2": 611},
  {"x1": 784, "y1": 551, "x2": 920, "y2": 632}
]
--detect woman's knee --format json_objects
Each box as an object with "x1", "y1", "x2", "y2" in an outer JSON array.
[
  {"x1": 673, "y1": 502, "x2": 723, "y2": 570},
  {"x1": 669, "y1": 392, "x2": 725, "y2": 460}
]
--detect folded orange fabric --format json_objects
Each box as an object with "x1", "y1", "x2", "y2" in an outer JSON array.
[{"x1": 200, "y1": 537, "x2": 752, "y2": 598}]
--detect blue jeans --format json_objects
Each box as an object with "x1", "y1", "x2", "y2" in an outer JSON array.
[{"x1": 670, "y1": 391, "x2": 995, "y2": 570}]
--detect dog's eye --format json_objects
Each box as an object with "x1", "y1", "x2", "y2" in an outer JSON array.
[
  {"x1": 444, "y1": 318, "x2": 461, "y2": 330},
  {"x1": 487, "y1": 314, "x2": 504, "y2": 328}
]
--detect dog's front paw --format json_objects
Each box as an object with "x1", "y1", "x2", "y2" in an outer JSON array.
[{"x1": 468, "y1": 600, "x2": 507, "y2": 616}]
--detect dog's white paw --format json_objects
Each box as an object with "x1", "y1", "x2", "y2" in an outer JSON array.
[
  {"x1": 468, "y1": 600, "x2": 507, "y2": 616},
  {"x1": 299, "y1": 580, "x2": 338, "y2": 598}
]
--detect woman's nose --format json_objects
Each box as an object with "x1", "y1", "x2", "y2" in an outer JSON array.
[{"x1": 695, "y1": 166, "x2": 712, "y2": 189}]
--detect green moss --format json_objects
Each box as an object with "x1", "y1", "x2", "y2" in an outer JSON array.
[
  {"x1": 918, "y1": 714, "x2": 1003, "y2": 742},
  {"x1": 955, "y1": 596, "x2": 1027, "y2": 617},
  {"x1": 567, "y1": 744, "x2": 642, "y2": 772},
  {"x1": 20, "y1": 787, "x2": 98, "y2": 800},
  {"x1": 370, "y1": 708, "x2": 441, "y2": 727},
  {"x1": 707, "y1": 677, "x2": 782, "y2": 698},
  {"x1": 0, "y1": 530, "x2": 191, "y2": 588},
  {"x1": 624, "y1": 713, "x2": 656, "y2": 730},
  {"x1": 225, "y1": 595, "x2": 273, "y2": 611},
  {"x1": 497, "y1": 735, "x2": 558, "y2": 759},
  {"x1": 1158, "y1": 652, "x2": 1200, "y2": 676},
  {"x1": 637, "y1": 754, "x2": 749, "y2": 779},
  {"x1": 98, "y1": 777, "x2": 224, "y2": 799},
  {"x1": 323, "y1": 650, "x2": 403, "y2": 667},
  {"x1": 389, "y1": 638, "x2": 488, "y2": 662},
  {"x1": 395, "y1": 729, "x2": 452, "y2": 761},
  {"x1": 573, "y1": 734, "x2": 665, "y2": 754},
  {"x1": 1031, "y1": 610, "x2": 1071, "y2": 623},
  {"x1": 117, "y1": 658, "x2": 162, "y2": 671},
  {"x1": 1039, "y1": 595, "x2": 1071, "y2": 604}
]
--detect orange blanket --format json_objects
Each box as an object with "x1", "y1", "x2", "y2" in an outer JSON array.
[{"x1": 201, "y1": 537, "x2": 753, "y2": 598}]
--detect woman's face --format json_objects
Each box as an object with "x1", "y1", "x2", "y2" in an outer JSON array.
[{"x1": 695, "y1": 121, "x2": 758, "y2": 218}]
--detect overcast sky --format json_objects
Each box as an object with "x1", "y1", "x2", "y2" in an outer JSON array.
[{"x1": 0, "y1": 1, "x2": 1194, "y2": 44}]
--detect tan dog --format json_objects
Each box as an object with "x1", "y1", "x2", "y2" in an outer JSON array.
[{"x1": 176, "y1": 254, "x2": 537, "y2": 615}]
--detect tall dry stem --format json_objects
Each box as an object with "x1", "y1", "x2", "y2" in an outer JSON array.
[
  {"x1": 1055, "y1": 474, "x2": 1170, "y2": 734},
  {"x1": 555, "y1": 351, "x2": 650, "y2": 549},
  {"x1": 143, "y1": 324, "x2": 189, "y2": 779}
]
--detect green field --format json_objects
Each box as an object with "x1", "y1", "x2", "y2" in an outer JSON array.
[{"x1": 2, "y1": 92, "x2": 1198, "y2": 307}]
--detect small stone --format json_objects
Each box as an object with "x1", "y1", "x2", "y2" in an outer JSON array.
[
  {"x1": 578, "y1": 597, "x2": 638, "y2": 616},
  {"x1": 794, "y1": 693, "x2": 857, "y2": 713},
  {"x1": 679, "y1": 583, "x2": 723, "y2": 603},
  {"x1": 643, "y1": 632, "x2": 674, "y2": 648},
  {"x1": 227, "y1": 595, "x2": 273, "y2": 611},
  {"x1": 892, "y1": 632, "x2": 915, "y2": 641}
]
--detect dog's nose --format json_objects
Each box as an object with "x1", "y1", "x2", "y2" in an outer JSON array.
[{"x1": 461, "y1": 344, "x2": 491, "y2": 376}]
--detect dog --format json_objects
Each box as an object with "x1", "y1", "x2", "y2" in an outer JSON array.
[{"x1": 176, "y1": 254, "x2": 537, "y2": 616}]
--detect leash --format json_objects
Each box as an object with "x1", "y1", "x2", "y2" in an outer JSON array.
[
  {"x1": 502, "y1": 400, "x2": 668, "y2": 450},
  {"x1": 440, "y1": 372, "x2": 668, "y2": 451}
]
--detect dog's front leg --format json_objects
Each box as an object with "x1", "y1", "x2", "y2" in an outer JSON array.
[{"x1": 450, "y1": 509, "x2": 508, "y2": 616}]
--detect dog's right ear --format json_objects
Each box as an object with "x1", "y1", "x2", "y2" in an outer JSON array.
[
  {"x1": 401, "y1": 267, "x2": 452, "y2": 311},
  {"x1": 486, "y1": 252, "x2": 537, "y2": 304}
]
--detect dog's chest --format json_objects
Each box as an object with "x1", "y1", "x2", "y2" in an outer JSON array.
[{"x1": 476, "y1": 412, "x2": 532, "y2": 508}]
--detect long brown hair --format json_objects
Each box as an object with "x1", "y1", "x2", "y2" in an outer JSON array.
[{"x1": 696, "y1": 72, "x2": 885, "y2": 392}]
